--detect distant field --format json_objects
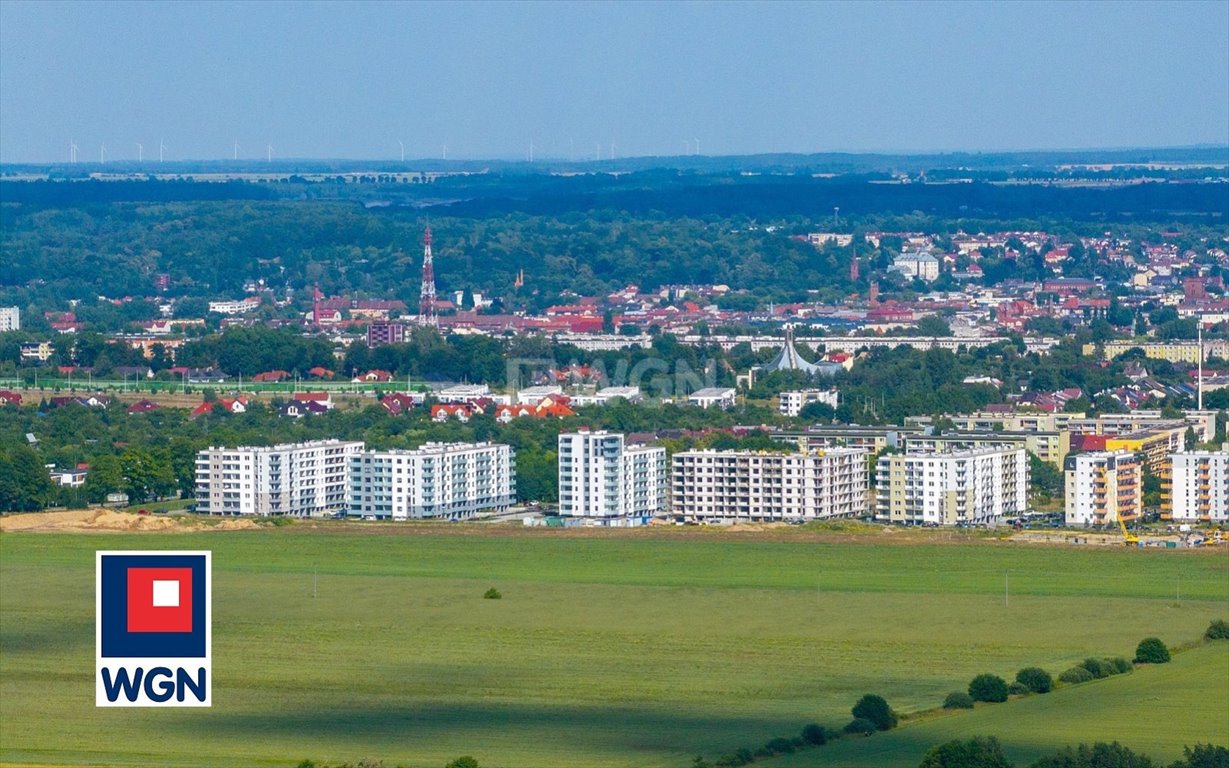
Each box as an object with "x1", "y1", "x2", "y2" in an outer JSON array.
[{"x1": 1, "y1": 526, "x2": 1226, "y2": 768}]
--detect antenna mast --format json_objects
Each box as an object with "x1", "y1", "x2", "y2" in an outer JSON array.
[{"x1": 418, "y1": 226, "x2": 438, "y2": 327}]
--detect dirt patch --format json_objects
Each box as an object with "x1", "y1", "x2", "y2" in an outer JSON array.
[{"x1": 0, "y1": 509, "x2": 259, "y2": 533}]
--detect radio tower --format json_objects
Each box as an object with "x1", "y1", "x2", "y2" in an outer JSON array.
[{"x1": 418, "y1": 226, "x2": 438, "y2": 327}]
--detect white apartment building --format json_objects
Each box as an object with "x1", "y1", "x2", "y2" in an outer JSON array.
[
  {"x1": 1064, "y1": 451, "x2": 1142, "y2": 527},
  {"x1": 194, "y1": 439, "x2": 363, "y2": 517},
  {"x1": 779, "y1": 389, "x2": 840, "y2": 418},
  {"x1": 688, "y1": 387, "x2": 737, "y2": 409},
  {"x1": 671, "y1": 448, "x2": 866, "y2": 522},
  {"x1": 1166, "y1": 450, "x2": 1229, "y2": 523},
  {"x1": 876, "y1": 447, "x2": 1028, "y2": 526},
  {"x1": 0, "y1": 306, "x2": 19, "y2": 332},
  {"x1": 349, "y1": 442, "x2": 516, "y2": 520},
  {"x1": 557, "y1": 431, "x2": 667, "y2": 517},
  {"x1": 207, "y1": 297, "x2": 262, "y2": 315}
]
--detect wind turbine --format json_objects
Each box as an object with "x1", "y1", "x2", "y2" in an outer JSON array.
[
  {"x1": 136, "y1": 142, "x2": 143, "y2": 163},
  {"x1": 159, "y1": 138, "x2": 165, "y2": 162},
  {"x1": 266, "y1": 143, "x2": 272, "y2": 162},
  {"x1": 528, "y1": 140, "x2": 534, "y2": 163},
  {"x1": 233, "y1": 140, "x2": 240, "y2": 160},
  {"x1": 682, "y1": 139, "x2": 690, "y2": 156},
  {"x1": 69, "y1": 139, "x2": 78, "y2": 163},
  {"x1": 442, "y1": 144, "x2": 447, "y2": 160},
  {"x1": 694, "y1": 138, "x2": 700, "y2": 156},
  {"x1": 100, "y1": 143, "x2": 106, "y2": 164},
  {"x1": 398, "y1": 139, "x2": 405, "y2": 162}
]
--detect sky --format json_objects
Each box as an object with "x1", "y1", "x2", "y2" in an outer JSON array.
[{"x1": 1, "y1": 0, "x2": 1227, "y2": 163}]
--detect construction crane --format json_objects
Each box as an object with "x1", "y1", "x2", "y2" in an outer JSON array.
[{"x1": 1117, "y1": 517, "x2": 1140, "y2": 546}]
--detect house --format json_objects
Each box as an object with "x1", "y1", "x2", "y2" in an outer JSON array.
[
  {"x1": 307, "y1": 366, "x2": 335, "y2": 380},
  {"x1": 48, "y1": 464, "x2": 89, "y2": 487},
  {"x1": 354, "y1": 369, "x2": 394, "y2": 383},
  {"x1": 281, "y1": 400, "x2": 329, "y2": 418},
  {"x1": 292, "y1": 392, "x2": 333, "y2": 410},
  {"x1": 0, "y1": 390, "x2": 21, "y2": 406},
  {"x1": 127, "y1": 399, "x2": 161, "y2": 414},
  {"x1": 380, "y1": 393, "x2": 417, "y2": 415},
  {"x1": 50, "y1": 395, "x2": 110, "y2": 409},
  {"x1": 431, "y1": 403, "x2": 475, "y2": 422},
  {"x1": 189, "y1": 396, "x2": 249, "y2": 419},
  {"x1": 252, "y1": 370, "x2": 291, "y2": 383}
]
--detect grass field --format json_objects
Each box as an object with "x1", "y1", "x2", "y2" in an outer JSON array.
[{"x1": 1, "y1": 525, "x2": 1226, "y2": 768}]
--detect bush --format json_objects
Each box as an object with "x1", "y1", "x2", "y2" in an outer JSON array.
[
  {"x1": 851, "y1": 693, "x2": 898, "y2": 730},
  {"x1": 943, "y1": 691, "x2": 975, "y2": 709},
  {"x1": 445, "y1": 759, "x2": 480, "y2": 768},
  {"x1": 1080, "y1": 657, "x2": 1114, "y2": 679},
  {"x1": 1008, "y1": 681, "x2": 1030, "y2": 696},
  {"x1": 1134, "y1": 637, "x2": 1171, "y2": 664},
  {"x1": 764, "y1": 737, "x2": 795, "y2": 755},
  {"x1": 919, "y1": 736, "x2": 1012, "y2": 768},
  {"x1": 968, "y1": 673, "x2": 1009, "y2": 703},
  {"x1": 1107, "y1": 657, "x2": 1133, "y2": 674},
  {"x1": 482, "y1": 587, "x2": 502, "y2": 600},
  {"x1": 844, "y1": 717, "x2": 877, "y2": 736},
  {"x1": 1016, "y1": 667, "x2": 1054, "y2": 694},
  {"x1": 801, "y1": 722, "x2": 828, "y2": 746},
  {"x1": 714, "y1": 748, "x2": 754, "y2": 767},
  {"x1": 1059, "y1": 666, "x2": 1095, "y2": 684},
  {"x1": 1205, "y1": 619, "x2": 1229, "y2": 640}
]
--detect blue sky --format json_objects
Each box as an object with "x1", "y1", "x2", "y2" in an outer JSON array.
[{"x1": 1, "y1": 0, "x2": 1226, "y2": 163}]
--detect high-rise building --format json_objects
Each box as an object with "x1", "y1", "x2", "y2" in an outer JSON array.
[
  {"x1": 778, "y1": 389, "x2": 840, "y2": 418},
  {"x1": 671, "y1": 448, "x2": 866, "y2": 522},
  {"x1": 557, "y1": 431, "x2": 667, "y2": 518},
  {"x1": 876, "y1": 447, "x2": 1028, "y2": 526},
  {"x1": 1165, "y1": 450, "x2": 1229, "y2": 522},
  {"x1": 349, "y1": 442, "x2": 516, "y2": 520},
  {"x1": 195, "y1": 439, "x2": 363, "y2": 517},
  {"x1": 0, "y1": 306, "x2": 20, "y2": 332},
  {"x1": 1064, "y1": 451, "x2": 1142, "y2": 527}
]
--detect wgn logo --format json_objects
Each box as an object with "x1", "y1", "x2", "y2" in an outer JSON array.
[{"x1": 96, "y1": 551, "x2": 211, "y2": 707}]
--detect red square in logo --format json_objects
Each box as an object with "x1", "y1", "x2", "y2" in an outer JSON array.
[{"x1": 127, "y1": 568, "x2": 193, "y2": 633}]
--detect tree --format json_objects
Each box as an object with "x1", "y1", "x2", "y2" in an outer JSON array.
[
  {"x1": 968, "y1": 673, "x2": 1009, "y2": 703},
  {"x1": 1015, "y1": 667, "x2": 1054, "y2": 694},
  {"x1": 1029, "y1": 741, "x2": 1155, "y2": 768},
  {"x1": 445, "y1": 758, "x2": 480, "y2": 768},
  {"x1": 919, "y1": 736, "x2": 1012, "y2": 768},
  {"x1": 4, "y1": 445, "x2": 53, "y2": 511},
  {"x1": 1134, "y1": 637, "x2": 1171, "y2": 664},
  {"x1": 1028, "y1": 453, "x2": 1063, "y2": 500},
  {"x1": 1171, "y1": 744, "x2": 1229, "y2": 768},
  {"x1": 943, "y1": 691, "x2": 975, "y2": 709},
  {"x1": 851, "y1": 693, "x2": 897, "y2": 731},
  {"x1": 916, "y1": 314, "x2": 953, "y2": 337},
  {"x1": 801, "y1": 723, "x2": 827, "y2": 745}
]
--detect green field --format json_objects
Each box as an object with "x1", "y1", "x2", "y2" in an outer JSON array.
[{"x1": 1, "y1": 526, "x2": 1227, "y2": 768}]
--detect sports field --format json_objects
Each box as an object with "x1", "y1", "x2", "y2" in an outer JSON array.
[{"x1": 1, "y1": 524, "x2": 1226, "y2": 768}]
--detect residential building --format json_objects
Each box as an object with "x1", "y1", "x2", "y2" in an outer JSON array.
[
  {"x1": 366, "y1": 320, "x2": 405, "y2": 348},
  {"x1": 1165, "y1": 450, "x2": 1229, "y2": 522},
  {"x1": 0, "y1": 306, "x2": 19, "y2": 332},
  {"x1": 671, "y1": 448, "x2": 866, "y2": 522},
  {"x1": 1093, "y1": 340, "x2": 1229, "y2": 365},
  {"x1": 516, "y1": 385, "x2": 564, "y2": 405},
  {"x1": 1104, "y1": 426, "x2": 1185, "y2": 475},
  {"x1": 1064, "y1": 451, "x2": 1142, "y2": 527},
  {"x1": 348, "y1": 442, "x2": 516, "y2": 520},
  {"x1": 771, "y1": 425, "x2": 923, "y2": 455},
  {"x1": 557, "y1": 430, "x2": 667, "y2": 518},
  {"x1": 904, "y1": 430, "x2": 1070, "y2": 469},
  {"x1": 19, "y1": 341, "x2": 52, "y2": 361},
  {"x1": 207, "y1": 297, "x2": 262, "y2": 315},
  {"x1": 194, "y1": 439, "x2": 363, "y2": 517},
  {"x1": 688, "y1": 387, "x2": 737, "y2": 409},
  {"x1": 892, "y1": 251, "x2": 941, "y2": 281},
  {"x1": 876, "y1": 447, "x2": 1028, "y2": 526},
  {"x1": 778, "y1": 389, "x2": 840, "y2": 418}
]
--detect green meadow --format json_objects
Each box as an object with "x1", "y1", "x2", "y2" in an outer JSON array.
[{"x1": 1, "y1": 526, "x2": 1226, "y2": 768}]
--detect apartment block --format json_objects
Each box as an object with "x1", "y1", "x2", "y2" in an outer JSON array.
[
  {"x1": 0, "y1": 306, "x2": 19, "y2": 332},
  {"x1": 349, "y1": 442, "x2": 516, "y2": 520},
  {"x1": 778, "y1": 389, "x2": 839, "y2": 418},
  {"x1": 1064, "y1": 451, "x2": 1142, "y2": 527},
  {"x1": 875, "y1": 447, "x2": 1028, "y2": 526},
  {"x1": 557, "y1": 431, "x2": 667, "y2": 517},
  {"x1": 1104, "y1": 426, "x2": 1185, "y2": 476},
  {"x1": 671, "y1": 448, "x2": 866, "y2": 522},
  {"x1": 1165, "y1": 450, "x2": 1229, "y2": 523},
  {"x1": 195, "y1": 439, "x2": 363, "y2": 516},
  {"x1": 904, "y1": 430, "x2": 1070, "y2": 468}
]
